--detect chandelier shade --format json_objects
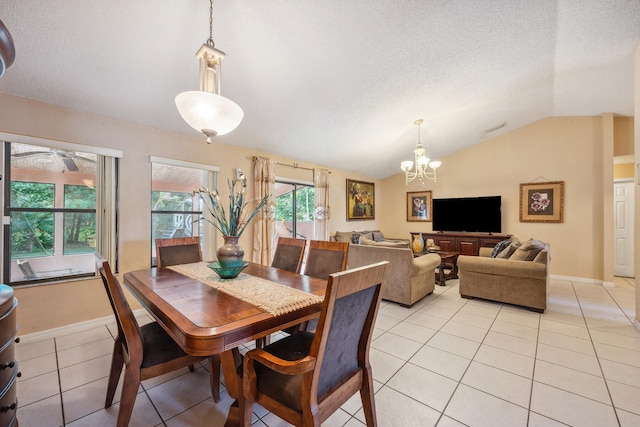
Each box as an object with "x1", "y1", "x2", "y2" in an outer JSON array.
[
  {"x1": 175, "y1": 91, "x2": 243, "y2": 141},
  {"x1": 175, "y1": 0, "x2": 243, "y2": 143},
  {"x1": 400, "y1": 119, "x2": 441, "y2": 184}
]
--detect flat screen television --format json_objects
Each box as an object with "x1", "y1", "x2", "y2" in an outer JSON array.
[{"x1": 432, "y1": 196, "x2": 501, "y2": 233}]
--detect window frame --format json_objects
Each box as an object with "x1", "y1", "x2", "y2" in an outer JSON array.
[
  {"x1": 150, "y1": 156, "x2": 219, "y2": 266},
  {"x1": 274, "y1": 177, "x2": 315, "y2": 240},
  {"x1": 1, "y1": 134, "x2": 121, "y2": 286}
]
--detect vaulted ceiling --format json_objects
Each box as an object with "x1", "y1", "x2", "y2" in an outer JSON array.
[{"x1": 1, "y1": 1, "x2": 639, "y2": 178}]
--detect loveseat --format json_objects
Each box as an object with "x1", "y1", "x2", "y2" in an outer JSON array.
[
  {"x1": 457, "y1": 238, "x2": 550, "y2": 312},
  {"x1": 332, "y1": 230, "x2": 409, "y2": 248},
  {"x1": 346, "y1": 244, "x2": 441, "y2": 307}
]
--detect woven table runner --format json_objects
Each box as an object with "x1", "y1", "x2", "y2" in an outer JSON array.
[{"x1": 168, "y1": 262, "x2": 323, "y2": 316}]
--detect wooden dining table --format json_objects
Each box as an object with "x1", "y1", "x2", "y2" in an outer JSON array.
[{"x1": 122, "y1": 262, "x2": 327, "y2": 426}]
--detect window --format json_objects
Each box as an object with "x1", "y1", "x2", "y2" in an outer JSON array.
[
  {"x1": 2, "y1": 139, "x2": 120, "y2": 285},
  {"x1": 274, "y1": 181, "x2": 314, "y2": 241},
  {"x1": 150, "y1": 157, "x2": 218, "y2": 266},
  {"x1": 63, "y1": 184, "x2": 97, "y2": 255}
]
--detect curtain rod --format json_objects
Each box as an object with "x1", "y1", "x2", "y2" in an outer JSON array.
[{"x1": 250, "y1": 156, "x2": 330, "y2": 173}]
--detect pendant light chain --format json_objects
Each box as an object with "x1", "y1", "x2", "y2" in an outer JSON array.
[{"x1": 207, "y1": 0, "x2": 214, "y2": 48}]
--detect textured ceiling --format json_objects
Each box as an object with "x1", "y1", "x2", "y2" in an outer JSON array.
[{"x1": 0, "y1": 1, "x2": 639, "y2": 179}]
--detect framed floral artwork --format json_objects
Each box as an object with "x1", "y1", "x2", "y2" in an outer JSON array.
[
  {"x1": 346, "y1": 179, "x2": 375, "y2": 220},
  {"x1": 519, "y1": 181, "x2": 564, "y2": 223},
  {"x1": 406, "y1": 191, "x2": 432, "y2": 222}
]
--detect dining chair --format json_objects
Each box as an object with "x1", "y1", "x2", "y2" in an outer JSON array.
[
  {"x1": 271, "y1": 237, "x2": 306, "y2": 273},
  {"x1": 241, "y1": 261, "x2": 389, "y2": 427},
  {"x1": 303, "y1": 240, "x2": 349, "y2": 280},
  {"x1": 155, "y1": 236, "x2": 203, "y2": 268},
  {"x1": 95, "y1": 254, "x2": 220, "y2": 427},
  {"x1": 255, "y1": 237, "x2": 308, "y2": 348}
]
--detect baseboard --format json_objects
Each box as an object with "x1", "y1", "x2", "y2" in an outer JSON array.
[
  {"x1": 18, "y1": 308, "x2": 147, "y2": 344},
  {"x1": 551, "y1": 274, "x2": 603, "y2": 285}
]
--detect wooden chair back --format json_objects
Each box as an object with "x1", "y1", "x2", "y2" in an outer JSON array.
[
  {"x1": 155, "y1": 236, "x2": 202, "y2": 268},
  {"x1": 95, "y1": 253, "x2": 220, "y2": 426},
  {"x1": 303, "y1": 240, "x2": 349, "y2": 279},
  {"x1": 96, "y1": 254, "x2": 143, "y2": 367},
  {"x1": 271, "y1": 237, "x2": 306, "y2": 273},
  {"x1": 242, "y1": 261, "x2": 389, "y2": 426}
]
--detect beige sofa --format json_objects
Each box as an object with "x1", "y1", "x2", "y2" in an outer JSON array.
[
  {"x1": 457, "y1": 239, "x2": 550, "y2": 312},
  {"x1": 347, "y1": 244, "x2": 441, "y2": 307},
  {"x1": 332, "y1": 230, "x2": 409, "y2": 248}
]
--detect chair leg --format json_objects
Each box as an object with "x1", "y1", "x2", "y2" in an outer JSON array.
[
  {"x1": 105, "y1": 341, "x2": 125, "y2": 408},
  {"x1": 209, "y1": 355, "x2": 221, "y2": 402},
  {"x1": 116, "y1": 367, "x2": 141, "y2": 427},
  {"x1": 360, "y1": 366, "x2": 378, "y2": 427},
  {"x1": 241, "y1": 393, "x2": 253, "y2": 427},
  {"x1": 188, "y1": 364, "x2": 195, "y2": 372}
]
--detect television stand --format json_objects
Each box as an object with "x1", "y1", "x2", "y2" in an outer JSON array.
[{"x1": 412, "y1": 231, "x2": 510, "y2": 256}]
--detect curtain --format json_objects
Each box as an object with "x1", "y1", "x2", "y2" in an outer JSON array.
[
  {"x1": 313, "y1": 168, "x2": 330, "y2": 240},
  {"x1": 252, "y1": 157, "x2": 277, "y2": 265}
]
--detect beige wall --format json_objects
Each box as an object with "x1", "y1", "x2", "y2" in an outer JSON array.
[
  {"x1": 614, "y1": 116, "x2": 634, "y2": 156},
  {"x1": 0, "y1": 94, "x2": 380, "y2": 334},
  {"x1": 381, "y1": 116, "x2": 619, "y2": 281},
  {"x1": 0, "y1": 93, "x2": 634, "y2": 333},
  {"x1": 614, "y1": 163, "x2": 635, "y2": 179}
]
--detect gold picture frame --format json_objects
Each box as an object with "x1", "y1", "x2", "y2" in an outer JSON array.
[
  {"x1": 519, "y1": 181, "x2": 564, "y2": 223},
  {"x1": 346, "y1": 179, "x2": 375, "y2": 220},
  {"x1": 406, "y1": 191, "x2": 432, "y2": 222}
]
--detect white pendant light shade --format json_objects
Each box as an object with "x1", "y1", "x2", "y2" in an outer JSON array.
[{"x1": 175, "y1": 91, "x2": 243, "y2": 140}]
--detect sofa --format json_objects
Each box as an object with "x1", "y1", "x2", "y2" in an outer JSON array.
[
  {"x1": 332, "y1": 230, "x2": 409, "y2": 248},
  {"x1": 457, "y1": 238, "x2": 550, "y2": 312},
  {"x1": 346, "y1": 243, "x2": 441, "y2": 307}
]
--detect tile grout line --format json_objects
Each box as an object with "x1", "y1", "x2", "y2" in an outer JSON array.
[
  {"x1": 571, "y1": 280, "x2": 622, "y2": 427},
  {"x1": 53, "y1": 336, "x2": 66, "y2": 427}
]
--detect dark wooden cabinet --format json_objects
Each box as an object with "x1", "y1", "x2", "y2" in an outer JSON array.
[
  {"x1": 0, "y1": 285, "x2": 18, "y2": 427},
  {"x1": 413, "y1": 232, "x2": 510, "y2": 256}
]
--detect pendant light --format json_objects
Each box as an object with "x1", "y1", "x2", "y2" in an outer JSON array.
[{"x1": 175, "y1": 0, "x2": 243, "y2": 143}]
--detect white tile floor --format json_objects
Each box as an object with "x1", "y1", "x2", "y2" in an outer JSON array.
[{"x1": 15, "y1": 276, "x2": 639, "y2": 427}]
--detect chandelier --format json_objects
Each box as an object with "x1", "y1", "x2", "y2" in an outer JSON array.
[
  {"x1": 400, "y1": 119, "x2": 441, "y2": 184},
  {"x1": 175, "y1": 0, "x2": 243, "y2": 143}
]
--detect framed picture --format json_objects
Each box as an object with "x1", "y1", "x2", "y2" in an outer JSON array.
[
  {"x1": 406, "y1": 191, "x2": 432, "y2": 222},
  {"x1": 346, "y1": 179, "x2": 375, "y2": 220},
  {"x1": 519, "y1": 181, "x2": 564, "y2": 223}
]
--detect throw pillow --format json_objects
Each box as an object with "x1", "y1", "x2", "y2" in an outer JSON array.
[
  {"x1": 372, "y1": 231, "x2": 385, "y2": 242},
  {"x1": 496, "y1": 242, "x2": 520, "y2": 259},
  {"x1": 359, "y1": 235, "x2": 374, "y2": 245},
  {"x1": 490, "y1": 239, "x2": 511, "y2": 258},
  {"x1": 351, "y1": 233, "x2": 361, "y2": 244},
  {"x1": 334, "y1": 231, "x2": 352, "y2": 243},
  {"x1": 509, "y1": 238, "x2": 546, "y2": 261},
  {"x1": 360, "y1": 231, "x2": 374, "y2": 241}
]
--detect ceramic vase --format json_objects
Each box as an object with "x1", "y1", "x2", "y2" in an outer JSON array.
[
  {"x1": 412, "y1": 234, "x2": 424, "y2": 255},
  {"x1": 216, "y1": 236, "x2": 245, "y2": 270}
]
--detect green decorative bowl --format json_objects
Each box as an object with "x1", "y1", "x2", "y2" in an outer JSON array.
[{"x1": 207, "y1": 261, "x2": 249, "y2": 279}]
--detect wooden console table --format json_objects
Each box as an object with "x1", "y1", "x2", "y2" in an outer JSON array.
[{"x1": 412, "y1": 231, "x2": 511, "y2": 256}]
